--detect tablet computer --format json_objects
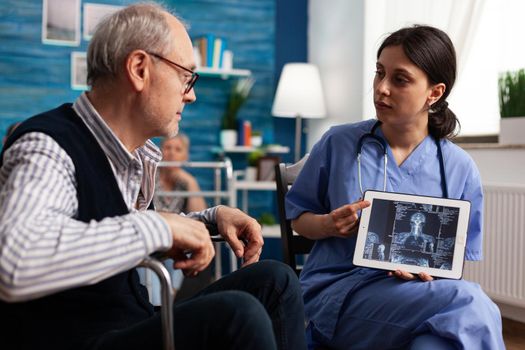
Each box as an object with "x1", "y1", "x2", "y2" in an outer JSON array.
[{"x1": 353, "y1": 190, "x2": 471, "y2": 279}]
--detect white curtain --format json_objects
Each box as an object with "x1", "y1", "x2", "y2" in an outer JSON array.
[
  {"x1": 447, "y1": 0, "x2": 487, "y2": 73},
  {"x1": 362, "y1": 0, "x2": 487, "y2": 134},
  {"x1": 308, "y1": 0, "x2": 524, "y2": 142}
]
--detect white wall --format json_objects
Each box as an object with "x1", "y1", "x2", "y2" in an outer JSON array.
[
  {"x1": 466, "y1": 147, "x2": 525, "y2": 322},
  {"x1": 307, "y1": 0, "x2": 365, "y2": 150},
  {"x1": 466, "y1": 148, "x2": 525, "y2": 186}
]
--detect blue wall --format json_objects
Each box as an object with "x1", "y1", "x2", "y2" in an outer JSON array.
[
  {"x1": 0, "y1": 0, "x2": 307, "y2": 261},
  {"x1": 0, "y1": 0, "x2": 276, "y2": 160},
  {"x1": 0, "y1": 0, "x2": 276, "y2": 206},
  {"x1": 274, "y1": 0, "x2": 307, "y2": 162}
]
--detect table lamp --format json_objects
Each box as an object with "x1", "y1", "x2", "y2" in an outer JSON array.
[{"x1": 272, "y1": 63, "x2": 326, "y2": 162}]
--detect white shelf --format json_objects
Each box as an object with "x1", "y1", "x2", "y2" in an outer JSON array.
[
  {"x1": 196, "y1": 67, "x2": 251, "y2": 79},
  {"x1": 213, "y1": 145, "x2": 290, "y2": 154},
  {"x1": 262, "y1": 224, "x2": 281, "y2": 238},
  {"x1": 233, "y1": 180, "x2": 276, "y2": 190}
]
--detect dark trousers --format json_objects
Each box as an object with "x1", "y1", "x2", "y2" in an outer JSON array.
[{"x1": 91, "y1": 260, "x2": 307, "y2": 350}]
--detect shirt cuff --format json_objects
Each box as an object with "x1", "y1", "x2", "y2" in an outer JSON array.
[
  {"x1": 182, "y1": 206, "x2": 219, "y2": 224},
  {"x1": 128, "y1": 210, "x2": 173, "y2": 254}
]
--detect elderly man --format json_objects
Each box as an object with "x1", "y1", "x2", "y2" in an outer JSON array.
[{"x1": 0, "y1": 3, "x2": 305, "y2": 350}]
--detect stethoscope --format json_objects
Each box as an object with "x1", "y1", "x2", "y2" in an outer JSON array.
[{"x1": 356, "y1": 120, "x2": 449, "y2": 198}]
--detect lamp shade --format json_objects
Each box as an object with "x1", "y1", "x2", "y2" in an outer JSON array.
[{"x1": 272, "y1": 63, "x2": 326, "y2": 119}]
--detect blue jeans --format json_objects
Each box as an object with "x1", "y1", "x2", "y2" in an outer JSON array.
[{"x1": 91, "y1": 260, "x2": 307, "y2": 350}]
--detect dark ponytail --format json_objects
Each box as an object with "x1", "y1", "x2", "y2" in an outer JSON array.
[
  {"x1": 377, "y1": 25, "x2": 460, "y2": 139},
  {"x1": 428, "y1": 100, "x2": 460, "y2": 139}
]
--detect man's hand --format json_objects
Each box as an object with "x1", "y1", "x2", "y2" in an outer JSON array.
[
  {"x1": 216, "y1": 206, "x2": 263, "y2": 267},
  {"x1": 158, "y1": 212, "x2": 215, "y2": 276}
]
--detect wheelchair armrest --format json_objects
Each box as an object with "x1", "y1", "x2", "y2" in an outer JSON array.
[
  {"x1": 139, "y1": 257, "x2": 175, "y2": 350},
  {"x1": 140, "y1": 224, "x2": 223, "y2": 350},
  {"x1": 206, "y1": 223, "x2": 226, "y2": 243}
]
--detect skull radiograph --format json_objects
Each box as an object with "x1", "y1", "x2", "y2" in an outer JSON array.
[{"x1": 395, "y1": 212, "x2": 435, "y2": 253}]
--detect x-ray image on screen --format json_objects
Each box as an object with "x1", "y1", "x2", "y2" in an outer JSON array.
[{"x1": 363, "y1": 199, "x2": 460, "y2": 270}]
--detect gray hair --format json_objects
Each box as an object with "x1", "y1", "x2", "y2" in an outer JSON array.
[{"x1": 87, "y1": 2, "x2": 185, "y2": 86}]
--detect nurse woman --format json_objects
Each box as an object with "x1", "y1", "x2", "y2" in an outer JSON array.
[{"x1": 286, "y1": 25, "x2": 504, "y2": 349}]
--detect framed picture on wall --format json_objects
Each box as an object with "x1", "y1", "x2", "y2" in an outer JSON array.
[
  {"x1": 42, "y1": 0, "x2": 80, "y2": 46},
  {"x1": 71, "y1": 52, "x2": 88, "y2": 91},
  {"x1": 257, "y1": 156, "x2": 280, "y2": 181},
  {"x1": 83, "y1": 3, "x2": 123, "y2": 41}
]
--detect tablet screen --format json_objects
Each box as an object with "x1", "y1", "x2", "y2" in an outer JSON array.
[
  {"x1": 353, "y1": 190, "x2": 471, "y2": 279},
  {"x1": 363, "y1": 199, "x2": 459, "y2": 270}
]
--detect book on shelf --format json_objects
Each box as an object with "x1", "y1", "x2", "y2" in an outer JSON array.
[
  {"x1": 213, "y1": 37, "x2": 227, "y2": 68},
  {"x1": 192, "y1": 34, "x2": 228, "y2": 70},
  {"x1": 243, "y1": 120, "x2": 251, "y2": 147},
  {"x1": 236, "y1": 119, "x2": 252, "y2": 147},
  {"x1": 193, "y1": 36, "x2": 208, "y2": 67}
]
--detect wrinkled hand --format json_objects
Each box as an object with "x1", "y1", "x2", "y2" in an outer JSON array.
[
  {"x1": 388, "y1": 270, "x2": 434, "y2": 282},
  {"x1": 324, "y1": 200, "x2": 370, "y2": 238},
  {"x1": 158, "y1": 212, "x2": 215, "y2": 277},
  {"x1": 216, "y1": 206, "x2": 263, "y2": 267}
]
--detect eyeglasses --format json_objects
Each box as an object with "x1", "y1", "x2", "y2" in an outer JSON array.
[{"x1": 148, "y1": 52, "x2": 199, "y2": 94}]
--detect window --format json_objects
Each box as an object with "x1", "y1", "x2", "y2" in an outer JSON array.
[{"x1": 362, "y1": 0, "x2": 525, "y2": 136}]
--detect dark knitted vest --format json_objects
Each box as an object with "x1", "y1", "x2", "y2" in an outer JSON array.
[{"x1": 0, "y1": 104, "x2": 155, "y2": 350}]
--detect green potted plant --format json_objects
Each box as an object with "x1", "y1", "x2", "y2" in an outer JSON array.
[
  {"x1": 220, "y1": 77, "x2": 255, "y2": 148},
  {"x1": 257, "y1": 212, "x2": 279, "y2": 237},
  {"x1": 257, "y1": 212, "x2": 277, "y2": 226},
  {"x1": 498, "y1": 68, "x2": 525, "y2": 144}
]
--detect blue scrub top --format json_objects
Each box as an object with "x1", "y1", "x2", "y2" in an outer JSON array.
[{"x1": 285, "y1": 119, "x2": 484, "y2": 340}]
